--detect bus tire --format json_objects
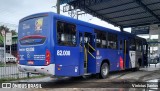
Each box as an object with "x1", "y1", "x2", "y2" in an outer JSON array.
[
  {"x1": 100, "y1": 62, "x2": 109, "y2": 79},
  {"x1": 134, "y1": 61, "x2": 140, "y2": 71},
  {"x1": 136, "y1": 59, "x2": 141, "y2": 71},
  {"x1": 132, "y1": 67, "x2": 139, "y2": 71},
  {"x1": 136, "y1": 63, "x2": 140, "y2": 71}
]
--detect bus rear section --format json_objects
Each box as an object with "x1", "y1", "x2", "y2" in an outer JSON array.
[{"x1": 18, "y1": 13, "x2": 55, "y2": 75}]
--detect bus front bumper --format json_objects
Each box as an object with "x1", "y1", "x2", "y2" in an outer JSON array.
[{"x1": 18, "y1": 64, "x2": 55, "y2": 76}]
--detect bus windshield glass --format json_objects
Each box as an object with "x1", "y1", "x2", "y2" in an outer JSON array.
[{"x1": 18, "y1": 15, "x2": 49, "y2": 46}]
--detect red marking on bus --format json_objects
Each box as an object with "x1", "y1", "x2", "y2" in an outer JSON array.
[
  {"x1": 119, "y1": 56, "x2": 124, "y2": 70},
  {"x1": 20, "y1": 35, "x2": 46, "y2": 40},
  {"x1": 28, "y1": 61, "x2": 34, "y2": 65}
]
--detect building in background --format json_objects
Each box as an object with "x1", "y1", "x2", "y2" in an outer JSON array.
[{"x1": 0, "y1": 35, "x2": 17, "y2": 57}]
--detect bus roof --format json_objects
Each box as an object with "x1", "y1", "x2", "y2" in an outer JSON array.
[
  {"x1": 53, "y1": 12, "x2": 145, "y2": 40},
  {"x1": 19, "y1": 12, "x2": 50, "y2": 23},
  {"x1": 19, "y1": 12, "x2": 146, "y2": 41}
]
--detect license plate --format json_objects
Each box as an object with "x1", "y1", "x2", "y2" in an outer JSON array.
[{"x1": 28, "y1": 61, "x2": 34, "y2": 65}]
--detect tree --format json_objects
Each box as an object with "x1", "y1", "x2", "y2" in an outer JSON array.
[
  {"x1": 11, "y1": 30, "x2": 17, "y2": 35},
  {"x1": 0, "y1": 25, "x2": 9, "y2": 34},
  {"x1": 0, "y1": 25, "x2": 17, "y2": 44},
  {"x1": 0, "y1": 35, "x2": 3, "y2": 44},
  {"x1": 0, "y1": 25, "x2": 9, "y2": 44}
]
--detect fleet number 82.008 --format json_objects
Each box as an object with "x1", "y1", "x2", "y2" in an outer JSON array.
[{"x1": 57, "y1": 50, "x2": 70, "y2": 56}]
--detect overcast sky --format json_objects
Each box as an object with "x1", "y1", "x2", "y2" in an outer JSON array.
[
  {"x1": 0, "y1": 0, "x2": 55, "y2": 24},
  {"x1": 0, "y1": 0, "x2": 131, "y2": 32}
]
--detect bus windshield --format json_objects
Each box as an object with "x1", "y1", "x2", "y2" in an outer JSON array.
[{"x1": 18, "y1": 15, "x2": 49, "y2": 46}]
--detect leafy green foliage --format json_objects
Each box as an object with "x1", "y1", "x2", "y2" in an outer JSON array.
[
  {"x1": 0, "y1": 25, "x2": 18, "y2": 44},
  {"x1": 11, "y1": 30, "x2": 17, "y2": 35},
  {"x1": 0, "y1": 35, "x2": 3, "y2": 44}
]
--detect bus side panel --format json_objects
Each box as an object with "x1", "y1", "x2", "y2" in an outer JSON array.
[
  {"x1": 54, "y1": 46, "x2": 80, "y2": 76},
  {"x1": 96, "y1": 49, "x2": 120, "y2": 73},
  {"x1": 129, "y1": 51, "x2": 136, "y2": 68}
]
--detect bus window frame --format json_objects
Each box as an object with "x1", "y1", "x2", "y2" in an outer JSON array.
[
  {"x1": 56, "y1": 20, "x2": 77, "y2": 47},
  {"x1": 94, "y1": 29, "x2": 108, "y2": 49},
  {"x1": 108, "y1": 32, "x2": 118, "y2": 50},
  {"x1": 129, "y1": 38, "x2": 136, "y2": 51},
  {"x1": 136, "y1": 39, "x2": 142, "y2": 52}
]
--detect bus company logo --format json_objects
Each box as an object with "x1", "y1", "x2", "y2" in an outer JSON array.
[
  {"x1": 2, "y1": 83, "x2": 12, "y2": 88},
  {"x1": 96, "y1": 50, "x2": 102, "y2": 59}
]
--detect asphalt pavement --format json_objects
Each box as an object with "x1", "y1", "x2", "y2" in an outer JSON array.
[{"x1": 0, "y1": 63, "x2": 160, "y2": 91}]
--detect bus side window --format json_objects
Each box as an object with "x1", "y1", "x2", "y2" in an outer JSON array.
[
  {"x1": 136, "y1": 40, "x2": 142, "y2": 51},
  {"x1": 94, "y1": 29, "x2": 107, "y2": 48},
  {"x1": 57, "y1": 21, "x2": 76, "y2": 46},
  {"x1": 95, "y1": 30, "x2": 101, "y2": 48},
  {"x1": 129, "y1": 38, "x2": 136, "y2": 51},
  {"x1": 108, "y1": 33, "x2": 117, "y2": 49}
]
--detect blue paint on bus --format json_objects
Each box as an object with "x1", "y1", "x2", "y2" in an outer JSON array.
[{"x1": 18, "y1": 12, "x2": 148, "y2": 77}]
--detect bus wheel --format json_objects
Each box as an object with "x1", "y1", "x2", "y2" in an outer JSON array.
[
  {"x1": 136, "y1": 62, "x2": 140, "y2": 71},
  {"x1": 133, "y1": 62, "x2": 140, "y2": 71},
  {"x1": 100, "y1": 63, "x2": 109, "y2": 79},
  {"x1": 136, "y1": 59, "x2": 141, "y2": 71}
]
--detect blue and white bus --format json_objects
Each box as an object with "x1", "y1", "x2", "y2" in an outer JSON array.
[{"x1": 18, "y1": 12, "x2": 148, "y2": 78}]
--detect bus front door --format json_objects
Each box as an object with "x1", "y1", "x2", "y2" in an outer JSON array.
[{"x1": 79, "y1": 32, "x2": 96, "y2": 74}]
